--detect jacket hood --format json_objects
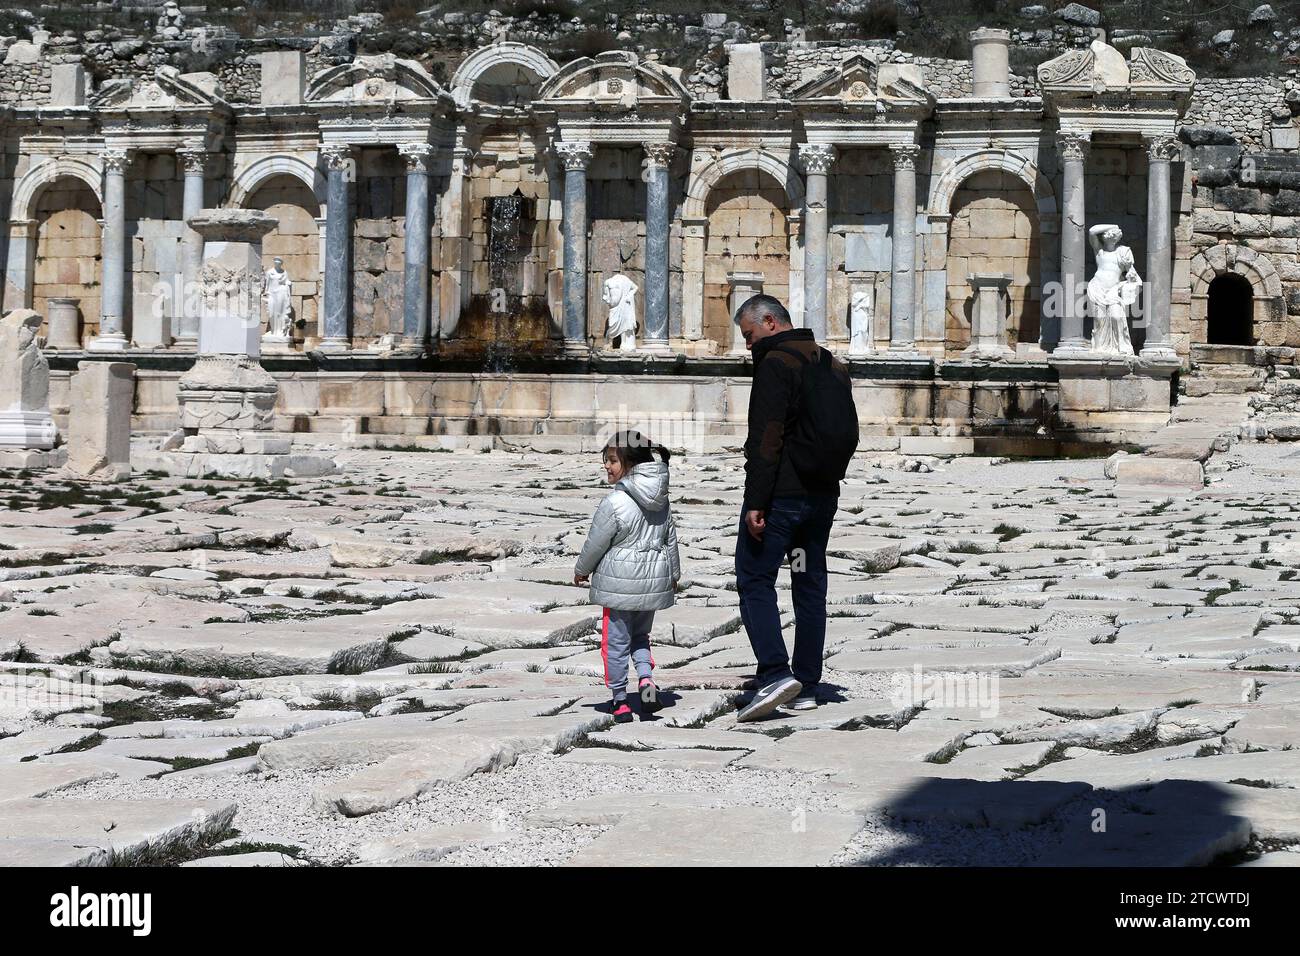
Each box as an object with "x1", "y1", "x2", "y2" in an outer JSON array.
[{"x1": 617, "y1": 461, "x2": 670, "y2": 513}]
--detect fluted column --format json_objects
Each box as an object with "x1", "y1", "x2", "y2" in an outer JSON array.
[
  {"x1": 556, "y1": 141, "x2": 594, "y2": 353},
  {"x1": 1057, "y1": 130, "x2": 1090, "y2": 352},
  {"x1": 89, "y1": 148, "x2": 130, "y2": 352},
  {"x1": 888, "y1": 144, "x2": 920, "y2": 351},
  {"x1": 176, "y1": 147, "x2": 207, "y2": 347},
  {"x1": 398, "y1": 142, "x2": 435, "y2": 348},
  {"x1": 319, "y1": 143, "x2": 354, "y2": 352},
  {"x1": 799, "y1": 143, "x2": 835, "y2": 343},
  {"x1": 642, "y1": 142, "x2": 675, "y2": 351},
  {"x1": 1142, "y1": 135, "x2": 1178, "y2": 358}
]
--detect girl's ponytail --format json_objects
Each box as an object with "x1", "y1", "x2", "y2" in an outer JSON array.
[{"x1": 652, "y1": 444, "x2": 672, "y2": 465}]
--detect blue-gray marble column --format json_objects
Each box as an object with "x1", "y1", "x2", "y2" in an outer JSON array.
[
  {"x1": 888, "y1": 144, "x2": 920, "y2": 351},
  {"x1": 642, "y1": 142, "x2": 675, "y2": 350},
  {"x1": 89, "y1": 148, "x2": 129, "y2": 352},
  {"x1": 1057, "y1": 130, "x2": 1090, "y2": 352},
  {"x1": 399, "y1": 142, "x2": 434, "y2": 348},
  {"x1": 799, "y1": 143, "x2": 835, "y2": 343},
  {"x1": 1142, "y1": 135, "x2": 1177, "y2": 358},
  {"x1": 319, "y1": 144, "x2": 353, "y2": 352},
  {"x1": 176, "y1": 147, "x2": 207, "y2": 347},
  {"x1": 556, "y1": 141, "x2": 593, "y2": 352}
]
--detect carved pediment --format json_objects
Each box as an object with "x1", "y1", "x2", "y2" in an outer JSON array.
[
  {"x1": 790, "y1": 51, "x2": 932, "y2": 109},
  {"x1": 538, "y1": 51, "x2": 689, "y2": 108},
  {"x1": 1128, "y1": 47, "x2": 1196, "y2": 91},
  {"x1": 305, "y1": 53, "x2": 447, "y2": 104},
  {"x1": 90, "y1": 66, "x2": 226, "y2": 111},
  {"x1": 1038, "y1": 40, "x2": 1195, "y2": 96}
]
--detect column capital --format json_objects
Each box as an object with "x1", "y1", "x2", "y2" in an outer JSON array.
[
  {"x1": 555, "y1": 140, "x2": 594, "y2": 171},
  {"x1": 1145, "y1": 135, "x2": 1181, "y2": 163},
  {"x1": 889, "y1": 143, "x2": 921, "y2": 170},
  {"x1": 319, "y1": 143, "x2": 355, "y2": 171},
  {"x1": 102, "y1": 148, "x2": 131, "y2": 174},
  {"x1": 798, "y1": 143, "x2": 837, "y2": 175},
  {"x1": 398, "y1": 141, "x2": 436, "y2": 172},
  {"x1": 176, "y1": 147, "x2": 208, "y2": 175},
  {"x1": 643, "y1": 142, "x2": 678, "y2": 169},
  {"x1": 1056, "y1": 129, "x2": 1091, "y2": 160}
]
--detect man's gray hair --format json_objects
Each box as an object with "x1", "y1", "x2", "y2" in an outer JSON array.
[{"x1": 733, "y1": 294, "x2": 793, "y2": 328}]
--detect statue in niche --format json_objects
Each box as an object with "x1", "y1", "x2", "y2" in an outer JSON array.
[
  {"x1": 262, "y1": 257, "x2": 292, "y2": 340},
  {"x1": 1087, "y1": 224, "x2": 1142, "y2": 356},
  {"x1": 849, "y1": 286, "x2": 874, "y2": 356},
  {"x1": 602, "y1": 274, "x2": 638, "y2": 351}
]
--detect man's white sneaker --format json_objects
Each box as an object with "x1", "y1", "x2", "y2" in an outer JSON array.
[
  {"x1": 786, "y1": 693, "x2": 818, "y2": 711},
  {"x1": 736, "y1": 676, "x2": 802, "y2": 722}
]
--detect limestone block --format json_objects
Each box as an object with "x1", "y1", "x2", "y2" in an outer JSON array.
[
  {"x1": 64, "y1": 362, "x2": 134, "y2": 482},
  {"x1": 727, "y1": 44, "x2": 766, "y2": 101},
  {"x1": 50, "y1": 64, "x2": 87, "y2": 107},
  {"x1": 1115, "y1": 457, "x2": 1204, "y2": 491},
  {"x1": 0, "y1": 309, "x2": 57, "y2": 450},
  {"x1": 261, "y1": 50, "x2": 305, "y2": 106}
]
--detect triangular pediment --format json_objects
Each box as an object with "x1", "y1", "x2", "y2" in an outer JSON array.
[{"x1": 90, "y1": 66, "x2": 226, "y2": 111}]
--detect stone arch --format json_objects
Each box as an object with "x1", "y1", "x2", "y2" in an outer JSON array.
[
  {"x1": 451, "y1": 42, "x2": 559, "y2": 109},
  {"x1": 929, "y1": 149, "x2": 1057, "y2": 220},
  {"x1": 682, "y1": 149, "x2": 806, "y2": 342},
  {"x1": 11, "y1": 156, "x2": 104, "y2": 222},
  {"x1": 1190, "y1": 243, "x2": 1286, "y2": 347},
  {"x1": 684, "y1": 148, "x2": 805, "y2": 220},
  {"x1": 227, "y1": 154, "x2": 327, "y2": 215}
]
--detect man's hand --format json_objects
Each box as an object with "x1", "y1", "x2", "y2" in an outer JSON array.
[
  {"x1": 745, "y1": 509, "x2": 766, "y2": 541},
  {"x1": 574, "y1": 573, "x2": 589, "y2": 587}
]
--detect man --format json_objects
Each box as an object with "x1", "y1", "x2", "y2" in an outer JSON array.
[{"x1": 733, "y1": 294, "x2": 854, "y2": 722}]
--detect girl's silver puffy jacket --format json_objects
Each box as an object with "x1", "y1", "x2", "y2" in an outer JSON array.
[{"x1": 574, "y1": 461, "x2": 681, "y2": 611}]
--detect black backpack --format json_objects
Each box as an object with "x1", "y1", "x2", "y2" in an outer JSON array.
[{"x1": 770, "y1": 345, "x2": 860, "y2": 483}]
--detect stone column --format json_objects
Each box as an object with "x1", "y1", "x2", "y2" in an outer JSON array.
[
  {"x1": 965, "y1": 272, "x2": 1014, "y2": 359},
  {"x1": 89, "y1": 148, "x2": 130, "y2": 352},
  {"x1": 969, "y1": 28, "x2": 1012, "y2": 98},
  {"x1": 46, "y1": 298, "x2": 82, "y2": 350},
  {"x1": 556, "y1": 141, "x2": 594, "y2": 353},
  {"x1": 398, "y1": 142, "x2": 435, "y2": 348},
  {"x1": 176, "y1": 147, "x2": 208, "y2": 348},
  {"x1": 4, "y1": 220, "x2": 37, "y2": 312},
  {"x1": 642, "y1": 142, "x2": 676, "y2": 351},
  {"x1": 888, "y1": 144, "x2": 920, "y2": 351},
  {"x1": 319, "y1": 144, "x2": 354, "y2": 353},
  {"x1": 1057, "y1": 130, "x2": 1090, "y2": 352},
  {"x1": 798, "y1": 143, "x2": 835, "y2": 343},
  {"x1": 728, "y1": 271, "x2": 765, "y2": 353},
  {"x1": 439, "y1": 139, "x2": 473, "y2": 340},
  {"x1": 1142, "y1": 135, "x2": 1178, "y2": 358}
]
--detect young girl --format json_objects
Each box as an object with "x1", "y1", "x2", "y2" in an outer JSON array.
[{"x1": 574, "y1": 430, "x2": 681, "y2": 723}]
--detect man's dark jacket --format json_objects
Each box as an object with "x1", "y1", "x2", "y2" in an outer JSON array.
[{"x1": 742, "y1": 327, "x2": 851, "y2": 513}]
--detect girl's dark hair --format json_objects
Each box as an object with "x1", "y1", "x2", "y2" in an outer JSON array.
[{"x1": 604, "y1": 429, "x2": 671, "y2": 470}]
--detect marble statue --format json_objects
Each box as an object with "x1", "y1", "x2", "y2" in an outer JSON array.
[
  {"x1": 263, "y1": 257, "x2": 292, "y2": 340},
  {"x1": 849, "y1": 287, "x2": 873, "y2": 356},
  {"x1": 0, "y1": 309, "x2": 57, "y2": 450},
  {"x1": 603, "y1": 274, "x2": 638, "y2": 351},
  {"x1": 1087, "y1": 224, "x2": 1142, "y2": 356}
]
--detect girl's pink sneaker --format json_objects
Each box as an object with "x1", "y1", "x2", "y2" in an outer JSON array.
[
  {"x1": 639, "y1": 677, "x2": 663, "y2": 714},
  {"x1": 612, "y1": 701, "x2": 634, "y2": 723}
]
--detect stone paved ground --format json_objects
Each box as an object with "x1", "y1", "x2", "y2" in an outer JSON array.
[{"x1": 3, "y1": 444, "x2": 1300, "y2": 867}]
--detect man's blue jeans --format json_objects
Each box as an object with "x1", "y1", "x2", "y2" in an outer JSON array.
[{"x1": 735, "y1": 495, "x2": 838, "y2": 690}]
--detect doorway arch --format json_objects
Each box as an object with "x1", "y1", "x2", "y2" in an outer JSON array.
[{"x1": 1206, "y1": 272, "x2": 1254, "y2": 346}]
